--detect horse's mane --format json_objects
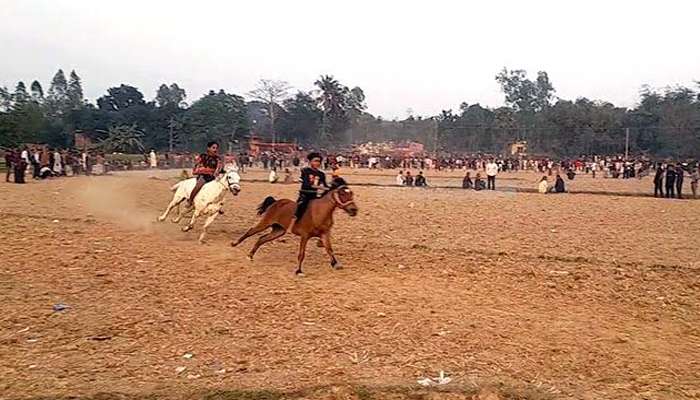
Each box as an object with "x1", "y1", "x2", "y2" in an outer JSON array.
[{"x1": 321, "y1": 177, "x2": 348, "y2": 198}]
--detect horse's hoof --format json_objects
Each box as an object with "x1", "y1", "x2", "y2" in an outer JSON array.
[
  {"x1": 182, "y1": 226, "x2": 191, "y2": 232},
  {"x1": 246, "y1": 255, "x2": 253, "y2": 262},
  {"x1": 295, "y1": 272, "x2": 306, "y2": 278},
  {"x1": 332, "y1": 263, "x2": 344, "y2": 270},
  {"x1": 231, "y1": 241, "x2": 238, "y2": 247},
  {"x1": 157, "y1": 217, "x2": 165, "y2": 222}
]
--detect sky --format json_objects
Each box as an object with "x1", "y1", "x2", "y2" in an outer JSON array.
[{"x1": 1, "y1": 0, "x2": 698, "y2": 119}]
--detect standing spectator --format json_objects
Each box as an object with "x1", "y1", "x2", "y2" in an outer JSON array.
[
  {"x1": 149, "y1": 149, "x2": 158, "y2": 168},
  {"x1": 32, "y1": 147, "x2": 40, "y2": 178},
  {"x1": 20, "y1": 146, "x2": 30, "y2": 166},
  {"x1": 414, "y1": 171, "x2": 427, "y2": 187},
  {"x1": 14, "y1": 149, "x2": 27, "y2": 183},
  {"x1": 404, "y1": 171, "x2": 414, "y2": 186},
  {"x1": 690, "y1": 165, "x2": 699, "y2": 199},
  {"x1": 675, "y1": 163, "x2": 684, "y2": 199},
  {"x1": 462, "y1": 171, "x2": 473, "y2": 189},
  {"x1": 665, "y1": 164, "x2": 676, "y2": 198},
  {"x1": 53, "y1": 149, "x2": 63, "y2": 175},
  {"x1": 5, "y1": 149, "x2": 15, "y2": 182},
  {"x1": 40, "y1": 149, "x2": 51, "y2": 170},
  {"x1": 591, "y1": 161, "x2": 597, "y2": 178},
  {"x1": 653, "y1": 163, "x2": 664, "y2": 197},
  {"x1": 485, "y1": 158, "x2": 498, "y2": 190},
  {"x1": 396, "y1": 170, "x2": 405, "y2": 186}
]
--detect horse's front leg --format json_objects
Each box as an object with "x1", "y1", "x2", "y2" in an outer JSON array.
[
  {"x1": 198, "y1": 212, "x2": 219, "y2": 243},
  {"x1": 296, "y1": 236, "x2": 310, "y2": 276},
  {"x1": 321, "y1": 232, "x2": 341, "y2": 270}
]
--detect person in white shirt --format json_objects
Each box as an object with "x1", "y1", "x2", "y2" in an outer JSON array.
[
  {"x1": 149, "y1": 150, "x2": 157, "y2": 168},
  {"x1": 538, "y1": 176, "x2": 549, "y2": 194},
  {"x1": 268, "y1": 168, "x2": 278, "y2": 183},
  {"x1": 53, "y1": 150, "x2": 62, "y2": 174},
  {"x1": 396, "y1": 170, "x2": 405, "y2": 186},
  {"x1": 485, "y1": 159, "x2": 498, "y2": 190}
]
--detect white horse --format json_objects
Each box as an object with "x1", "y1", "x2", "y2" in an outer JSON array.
[{"x1": 158, "y1": 168, "x2": 242, "y2": 242}]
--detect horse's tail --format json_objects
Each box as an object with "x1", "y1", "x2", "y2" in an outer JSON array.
[
  {"x1": 170, "y1": 181, "x2": 183, "y2": 192},
  {"x1": 257, "y1": 196, "x2": 276, "y2": 215}
]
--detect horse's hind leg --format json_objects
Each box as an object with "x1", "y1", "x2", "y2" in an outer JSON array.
[
  {"x1": 172, "y1": 202, "x2": 192, "y2": 223},
  {"x1": 231, "y1": 219, "x2": 272, "y2": 248},
  {"x1": 295, "y1": 236, "x2": 310, "y2": 276},
  {"x1": 158, "y1": 198, "x2": 182, "y2": 222},
  {"x1": 321, "y1": 232, "x2": 341, "y2": 270},
  {"x1": 248, "y1": 225, "x2": 285, "y2": 260}
]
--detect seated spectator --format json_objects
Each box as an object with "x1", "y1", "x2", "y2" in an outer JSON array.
[
  {"x1": 462, "y1": 171, "x2": 473, "y2": 189},
  {"x1": 404, "y1": 171, "x2": 414, "y2": 186},
  {"x1": 538, "y1": 176, "x2": 549, "y2": 194},
  {"x1": 414, "y1": 171, "x2": 427, "y2": 186},
  {"x1": 474, "y1": 173, "x2": 486, "y2": 191},
  {"x1": 268, "y1": 167, "x2": 278, "y2": 183},
  {"x1": 283, "y1": 168, "x2": 295, "y2": 184},
  {"x1": 554, "y1": 174, "x2": 566, "y2": 193},
  {"x1": 39, "y1": 166, "x2": 54, "y2": 179},
  {"x1": 396, "y1": 170, "x2": 405, "y2": 186}
]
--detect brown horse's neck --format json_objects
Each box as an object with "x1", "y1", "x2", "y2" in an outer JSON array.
[{"x1": 313, "y1": 189, "x2": 339, "y2": 221}]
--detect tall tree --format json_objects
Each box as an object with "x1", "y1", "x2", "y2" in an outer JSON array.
[
  {"x1": 155, "y1": 83, "x2": 187, "y2": 151},
  {"x1": 97, "y1": 84, "x2": 146, "y2": 111},
  {"x1": 279, "y1": 91, "x2": 322, "y2": 145},
  {"x1": 495, "y1": 68, "x2": 555, "y2": 113},
  {"x1": 30, "y1": 80, "x2": 44, "y2": 103},
  {"x1": 67, "y1": 70, "x2": 85, "y2": 109},
  {"x1": 155, "y1": 83, "x2": 187, "y2": 108},
  {"x1": 0, "y1": 86, "x2": 11, "y2": 112},
  {"x1": 46, "y1": 69, "x2": 69, "y2": 115},
  {"x1": 315, "y1": 75, "x2": 348, "y2": 142},
  {"x1": 247, "y1": 79, "x2": 291, "y2": 144},
  {"x1": 184, "y1": 90, "x2": 249, "y2": 150},
  {"x1": 13, "y1": 81, "x2": 30, "y2": 107}
]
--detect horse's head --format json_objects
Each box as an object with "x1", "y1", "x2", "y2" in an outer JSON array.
[
  {"x1": 330, "y1": 178, "x2": 358, "y2": 217},
  {"x1": 224, "y1": 169, "x2": 241, "y2": 196}
]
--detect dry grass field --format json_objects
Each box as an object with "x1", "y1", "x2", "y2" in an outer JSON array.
[{"x1": 1, "y1": 168, "x2": 699, "y2": 400}]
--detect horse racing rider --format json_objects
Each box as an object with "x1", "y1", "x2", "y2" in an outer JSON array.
[
  {"x1": 188, "y1": 141, "x2": 223, "y2": 205},
  {"x1": 286, "y1": 152, "x2": 328, "y2": 234}
]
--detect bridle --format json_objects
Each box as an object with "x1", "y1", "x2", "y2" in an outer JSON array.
[
  {"x1": 331, "y1": 185, "x2": 357, "y2": 209},
  {"x1": 219, "y1": 171, "x2": 241, "y2": 193}
]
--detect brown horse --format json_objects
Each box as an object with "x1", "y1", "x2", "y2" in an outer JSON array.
[{"x1": 231, "y1": 178, "x2": 358, "y2": 275}]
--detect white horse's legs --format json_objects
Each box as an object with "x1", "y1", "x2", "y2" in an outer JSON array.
[
  {"x1": 198, "y1": 213, "x2": 219, "y2": 243},
  {"x1": 182, "y1": 208, "x2": 201, "y2": 232},
  {"x1": 172, "y1": 202, "x2": 193, "y2": 223},
  {"x1": 158, "y1": 198, "x2": 183, "y2": 222}
]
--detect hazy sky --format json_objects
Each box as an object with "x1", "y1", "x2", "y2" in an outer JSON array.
[{"x1": 2, "y1": 0, "x2": 698, "y2": 118}]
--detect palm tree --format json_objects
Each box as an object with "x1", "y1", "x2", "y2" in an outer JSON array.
[
  {"x1": 94, "y1": 124, "x2": 145, "y2": 153},
  {"x1": 314, "y1": 75, "x2": 347, "y2": 140}
]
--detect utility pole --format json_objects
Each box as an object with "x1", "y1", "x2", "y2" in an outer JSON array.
[{"x1": 624, "y1": 127, "x2": 630, "y2": 159}]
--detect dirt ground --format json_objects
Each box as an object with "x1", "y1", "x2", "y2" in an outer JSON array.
[{"x1": 1, "y1": 168, "x2": 699, "y2": 400}]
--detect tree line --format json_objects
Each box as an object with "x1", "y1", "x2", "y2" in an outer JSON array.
[{"x1": 0, "y1": 68, "x2": 698, "y2": 158}]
